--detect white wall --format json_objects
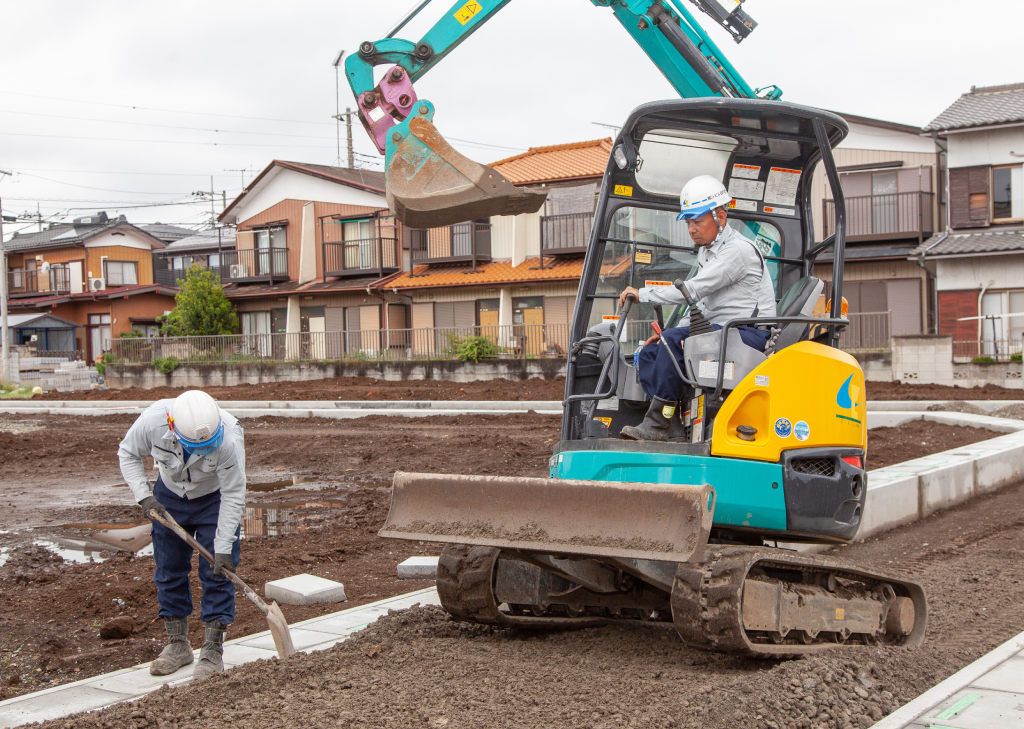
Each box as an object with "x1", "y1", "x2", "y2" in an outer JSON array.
[
  {"x1": 935, "y1": 253, "x2": 1024, "y2": 291},
  {"x1": 83, "y1": 229, "x2": 156, "y2": 251},
  {"x1": 228, "y1": 168, "x2": 386, "y2": 225},
  {"x1": 490, "y1": 211, "x2": 540, "y2": 261},
  {"x1": 946, "y1": 125, "x2": 1024, "y2": 168},
  {"x1": 842, "y1": 122, "x2": 936, "y2": 155}
]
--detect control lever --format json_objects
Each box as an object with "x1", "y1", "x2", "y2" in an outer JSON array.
[{"x1": 673, "y1": 279, "x2": 713, "y2": 336}]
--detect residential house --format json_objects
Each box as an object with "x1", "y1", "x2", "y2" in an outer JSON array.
[
  {"x1": 216, "y1": 160, "x2": 407, "y2": 354},
  {"x1": 4, "y1": 212, "x2": 177, "y2": 361},
  {"x1": 154, "y1": 227, "x2": 237, "y2": 289},
  {"x1": 384, "y1": 138, "x2": 613, "y2": 355},
  {"x1": 914, "y1": 82, "x2": 1024, "y2": 358},
  {"x1": 808, "y1": 113, "x2": 939, "y2": 339},
  {"x1": 141, "y1": 223, "x2": 197, "y2": 245}
]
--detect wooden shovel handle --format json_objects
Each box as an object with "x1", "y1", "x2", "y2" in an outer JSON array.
[{"x1": 148, "y1": 509, "x2": 270, "y2": 616}]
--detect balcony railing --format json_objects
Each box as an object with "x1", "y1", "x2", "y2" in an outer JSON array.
[
  {"x1": 410, "y1": 221, "x2": 491, "y2": 267},
  {"x1": 220, "y1": 248, "x2": 288, "y2": 283},
  {"x1": 824, "y1": 191, "x2": 934, "y2": 243},
  {"x1": 7, "y1": 268, "x2": 73, "y2": 297},
  {"x1": 540, "y1": 212, "x2": 591, "y2": 256},
  {"x1": 153, "y1": 266, "x2": 225, "y2": 287},
  {"x1": 953, "y1": 339, "x2": 1023, "y2": 362},
  {"x1": 837, "y1": 311, "x2": 892, "y2": 351},
  {"x1": 322, "y1": 237, "x2": 400, "y2": 278}
]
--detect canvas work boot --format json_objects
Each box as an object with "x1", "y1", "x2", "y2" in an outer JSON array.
[
  {"x1": 192, "y1": 620, "x2": 226, "y2": 679},
  {"x1": 620, "y1": 398, "x2": 683, "y2": 442},
  {"x1": 150, "y1": 617, "x2": 193, "y2": 676}
]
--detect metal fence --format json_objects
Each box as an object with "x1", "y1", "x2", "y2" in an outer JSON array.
[
  {"x1": 953, "y1": 339, "x2": 1024, "y2": 361},
  {"x1": 837, "y1": 312, "x2": 891, "y2": 351},
  {"x1": 108, "y1": 324, "x2": 573, "y2": 365},
  {"x1": 824, "y1": 192, "x2": 934, "y2": 242}
]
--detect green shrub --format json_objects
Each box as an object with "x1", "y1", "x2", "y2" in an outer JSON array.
[
  {"x1": 119, "y1": 329, "x2": 145, "y2": 339},
  {"x1": 454, "y1": 335, "x2": 501, "y2": 363},
  {"x1": 1011, "y1": 352, "x2": 1022, "y2": 362},
  {"x1": 972, "y1": 355, "x2": 995, "y2": 363},
  {"x1": 152, "y1": 356, "x2": 180, "y2": 375}
]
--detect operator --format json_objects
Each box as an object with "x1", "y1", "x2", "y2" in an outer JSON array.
[
  {"x1": 619, "y1": 175, "x2": 776, "y2": 441},
  {"x1": 118, "y1": 390, "x2": 246, "y2": 679}
]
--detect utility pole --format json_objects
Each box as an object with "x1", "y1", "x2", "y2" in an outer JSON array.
[
  {"x1": 225, "y1": 167, "x2": 255, "y2": 190},
  {"x1": 0, "y1": 169, "x2": 13, "y2": 384},
  {"x1": 331, "y1": 51, "x2": 356, "y2": 168}
]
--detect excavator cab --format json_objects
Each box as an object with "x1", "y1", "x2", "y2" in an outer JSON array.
[{"x1": 381, "y1": 98, "x2": 927, "y2": 656}]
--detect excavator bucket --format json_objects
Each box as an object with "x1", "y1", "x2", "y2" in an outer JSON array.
[
  {"x1": 380, "y1": 472, "x2": 716, "y2": 563},
  {"x1": 386, "y1": 115, "x2": 548, "y2": 229}
]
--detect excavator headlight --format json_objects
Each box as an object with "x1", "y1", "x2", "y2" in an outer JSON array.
[{"x1": 613, "y1": 145, "x2": 629, "y2": 170}]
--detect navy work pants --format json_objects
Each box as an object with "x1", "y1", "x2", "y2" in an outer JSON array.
[
  {"x1": 151, "y1": 477, "x2": 240, "y2": 625},
  {"x1": 637, "y1": 324, "x2": 770, "y2": 402}
]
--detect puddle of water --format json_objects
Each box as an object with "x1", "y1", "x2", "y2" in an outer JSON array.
[
  {"x1": 248, "y1": 476, "x2": 312, "y2": 492},
  {"x1": 34, "y1": 537, "x2": 110, "y2": 564}
]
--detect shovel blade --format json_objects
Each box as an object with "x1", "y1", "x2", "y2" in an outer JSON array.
[
  {"x1": 386, "y1": 115, "x2": 547, "y2": 229},
  {"x1": 266, "y1": 601, "x2": 295, "y2": 659},
  {"x1": 380, "y1": 471, "x2": 715, "y2": 563}
]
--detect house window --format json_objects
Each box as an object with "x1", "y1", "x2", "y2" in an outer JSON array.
[
  {"x1": 241, "y1": 311, "x2": 272, "y2": 335},
  {"x1": 343, "y1": 219, "x2": 373, "y2": 269},
  {"x1": 10, "y1": 266, "x2": 23, "y2": 288},
  {"x1": 105, "y1": 260, "x2": 138, "y2": 286},
  {"x1": 979, "y1": 290, "x2": 1024, "y2": 347},
  {"x1": 88, "y1": 313, "x2": 112, "y2": 361},
  {"x1": 992, "y1": 165, "x2": 1024, "y2": 222}
]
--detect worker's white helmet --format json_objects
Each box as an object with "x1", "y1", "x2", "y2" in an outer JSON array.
[
  {"x1": 677, "y1": 175, "x2": 732, "y2": 221},
  {"x1": 167, "y1": 390, "x2": 224, "y2": 455}
]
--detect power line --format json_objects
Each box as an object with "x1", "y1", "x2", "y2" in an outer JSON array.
[
  {"x1": 17, "y1": 172, "x2": 198, "y2": 195},
  {"x1": 0, "y1": 131, "x2": 336, "y2": 149}
]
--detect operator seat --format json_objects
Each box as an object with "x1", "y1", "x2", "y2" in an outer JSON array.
[{"x1": 765, "y1": 276, "x2": 825, "y2": 354}]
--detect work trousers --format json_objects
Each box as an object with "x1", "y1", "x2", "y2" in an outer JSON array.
[
  {"x1": 152, "y1": 477, "x2": 240, "y2": 625},
  {"x1": 637, "y1": 324, "x2": 770, "y2": 402}
]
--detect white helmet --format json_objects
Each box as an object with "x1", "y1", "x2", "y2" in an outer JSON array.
[
  {"x1": 677, "y1": 175, "x2": 732, "y2": 221},
  {"x1": 167, "y1": 390, "x2": 224, "y2": 455}
]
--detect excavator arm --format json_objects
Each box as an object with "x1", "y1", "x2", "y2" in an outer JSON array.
[{"x1": 346, "y1": 0, "x2": 780, "y2": 227}]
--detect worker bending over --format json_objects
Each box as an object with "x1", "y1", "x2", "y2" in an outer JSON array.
[
  {"x1": 619, "y1": 175, "x2": 776, "y2": 441},
  {"x1": 118, "y1": 390, "x2": 246, "y2": 679}
]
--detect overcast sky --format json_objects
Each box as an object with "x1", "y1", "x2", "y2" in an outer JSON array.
[{"x1": 1, "y1": 0, "x2": 1020, "y2": 234}]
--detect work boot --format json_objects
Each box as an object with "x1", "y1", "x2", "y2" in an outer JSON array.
[
  {"x1": 149, "y1": 617, "x2": 193, "y2": 676},
  {"x1": 192, "y1": 620, "x2": 226, "y2": 679},
  {"x1": 621, "y1": 398, "x2": 683, "y2": 442}
]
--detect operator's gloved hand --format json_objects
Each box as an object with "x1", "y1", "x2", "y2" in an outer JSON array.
[
  {"x1": 213, "y1": 554, "x2": 233, "y2": 576},
  {"x1": 139, "y1": 495, "x2": 169, "y2": 523}
]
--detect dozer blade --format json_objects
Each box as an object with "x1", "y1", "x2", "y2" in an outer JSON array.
[
  {"x1": 380, "y1": 471, "x2": 715, "y2": 563},
  {"x1": 386, "y1": 115, "x2": 548, "y2": 229}
]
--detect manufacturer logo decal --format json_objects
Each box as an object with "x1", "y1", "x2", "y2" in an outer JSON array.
[
  {"x1": 794, "y1": 420, "x2": 810, "y2": 441},
  {"x1": 836, "y1": 374, "x2": 862, "y2": 424},
  {"x1": 774, "y1": 418, "x2": 792, "y2": 438}
]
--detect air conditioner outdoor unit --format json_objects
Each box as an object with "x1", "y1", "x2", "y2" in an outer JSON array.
[
  {"x1": 89, "y1": 278, "x2": 106, "y2": 291},
  {"x1": 229, "y1": 264, "x2": 248, "y2": 278}
]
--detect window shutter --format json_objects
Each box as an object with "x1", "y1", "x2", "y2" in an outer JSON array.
[{"x1": 949, "y1": 166, "x2": 990, "y2": 229}]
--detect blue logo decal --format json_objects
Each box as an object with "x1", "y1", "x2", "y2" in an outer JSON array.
[
  {"x1": 794, "y1": 420, "x2": 810, "y2": 441},
  {"x1": 774, "y1": 418, "x2": 792, "y2": 438},
  {"x1": 837, "y1": 374, "x2": 856, "y2": 409}
]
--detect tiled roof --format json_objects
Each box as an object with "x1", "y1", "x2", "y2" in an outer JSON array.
[
  {"x1": 386, "y1": 256, "x2": 585, "y2": 290},
  {"x1": 165, "y1": 228, "x2": 237, "y2": 251},
  {"x1": 5, "y1": 219, "x2": 164, "y2": 252},
  {"x1": 142, "y1": 223, "x2": 197, "y2": 242},
  {"x1": 925, "y1": 83, "x2": 1024, "y2": 132},
  {"x1": 7, "y1": 284, "x2": 177, "y2": 309},
  {"x1": 222, "y1": 272, "x2": 402, "y2": 299},
  {"x1": 490, "y1": 139, "x2": 613, "y2": 185},
  {"x1": 277, "y1": 161, "x2": 385, "y2": 192},
  {"x1": 912, "y1": 227, "x2": 1024, "y2": 256}
]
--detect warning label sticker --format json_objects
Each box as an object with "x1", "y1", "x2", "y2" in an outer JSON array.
[
  {"x1": 762, "y1": 205, "x2": 795, "y2": 216},
  {"x1": 698, "y1": 360, "x2": 735, "y2": 381},
  {"x1": 645, "y1": 280, "x2": 673, "y2": 287},
  {"x1": 731, "y1": 163, "x2": 761, "y2": 180},
  {"x1": 728, "y1": 178, "x2": 765, "y2": 201},
  {"x1": 729, "y1": 199, "x2": 757, "y2": 212},
  {"x1": 764, "y1": 167, "x2": 801, "y2": 206}
]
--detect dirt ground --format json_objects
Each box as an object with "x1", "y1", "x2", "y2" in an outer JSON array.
[
  {"x1": 33, "y1": 466, "x2": 1024, "y2": 729},
  {"x1": 35, "y1": 376, "x2": 567, "y2": 402},
  {"x1": 866, "y1": 419, "x2": 998, "y2": 469},
  {"x1": 23, "y1": 376, "x2": 1024, "y2": 402}
]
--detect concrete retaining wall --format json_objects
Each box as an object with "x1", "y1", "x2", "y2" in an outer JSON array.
[{"x1": 104, "y1": 358, "x2": 566, "y2": 389}]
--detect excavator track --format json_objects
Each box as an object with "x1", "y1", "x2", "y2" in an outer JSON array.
[
  {"x1": 671, "y1": 546, "x2": 927, "y2": 657},
  {"x1": 437, "y1": 544, "x2": 926, "y2": 657}
]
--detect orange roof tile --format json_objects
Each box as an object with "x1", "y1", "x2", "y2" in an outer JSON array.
[
  {"x1": 385, "y1": 256, "x2": 584, "y2": 291},
  {"x1": 490, "y1": 138, "x2": 613, "y2": 185}
]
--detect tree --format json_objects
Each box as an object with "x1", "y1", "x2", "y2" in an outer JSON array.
[{"x1": 159, "y1": 266, "x2": 238, "y2": 336}]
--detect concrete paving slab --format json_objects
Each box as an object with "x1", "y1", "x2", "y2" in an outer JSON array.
[
  {"x1": 970, "y1": 655, "x2": 1024, "y2": 693},
  {"x1": 0, "y1": 685, "x2": 134, "y2": 728},
  {"x1": 265, "y1": 573, "x2": 347, "y2": 605},
  {"x1": 221, "y1": 644, "x2": 279, "y2": 668},
  {"x1": 236, "y1": 627, "x2": 340, "y2": 653},
  {"x1": 91, "y1": 662, "x2": 195, "y2": 695},
  {"x1": 398, "y1": 555, "x2": 439, "y2": 579},
  {"x1": 919, "y1": 687, "x2": 1024, "y2": 728}
]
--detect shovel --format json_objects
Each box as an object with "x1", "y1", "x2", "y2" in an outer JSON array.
[{"x1": 147, "y1": 509, "x2": 296, "y2": 659}]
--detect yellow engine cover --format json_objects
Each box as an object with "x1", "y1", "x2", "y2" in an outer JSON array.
[{"x1": 710, "y1": 341, "x2": 867, "y2": 462}]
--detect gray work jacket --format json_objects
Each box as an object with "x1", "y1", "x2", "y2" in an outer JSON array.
[
  {"x1": 118, "y1": 400, "x2": 246, "y2": 554},
  {"x1": 640, "y1": 224, "x2": 777, "y2": 326}
]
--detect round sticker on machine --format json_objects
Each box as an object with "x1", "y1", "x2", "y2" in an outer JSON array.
[
  {"x1": 774, "y1": 418, "x2": 792, "y2": 438},
  {"x1": 794, "y1": 420, "x2": 810, "y2": 441}
]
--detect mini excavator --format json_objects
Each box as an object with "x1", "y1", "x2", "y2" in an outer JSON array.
[{"x1": 347, "y1": 0, "x2": 927, "y2": 656}]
